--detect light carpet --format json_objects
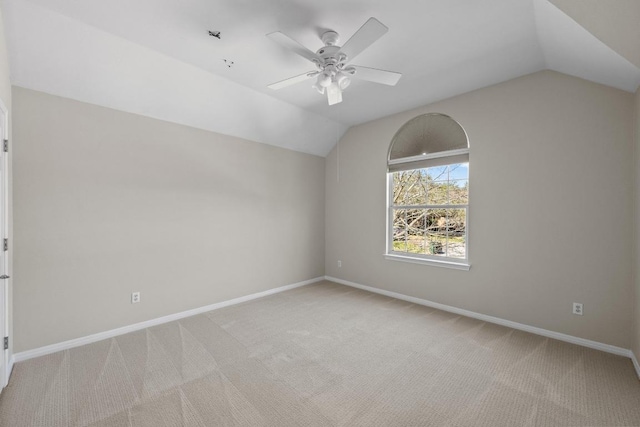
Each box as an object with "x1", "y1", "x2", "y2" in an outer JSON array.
[{"x1": 1, "y1": 280, "x2": 639, "y2": 426}]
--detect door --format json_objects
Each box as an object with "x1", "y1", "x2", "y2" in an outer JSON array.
[{"x1": 0, "y1": 100, "x2": 8, "y2": 390}]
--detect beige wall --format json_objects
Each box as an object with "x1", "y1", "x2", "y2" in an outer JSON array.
[
  {"x1": 13, "y1": 87, "x2": 325, "y2": 352},
  {"x1": 326, "y1": 70, "x2": 635, "y2": 349},
  {"x1": 0, "y1": 7, "x2": 10, "y2": 106}
]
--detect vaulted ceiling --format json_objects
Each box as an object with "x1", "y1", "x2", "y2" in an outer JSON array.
[{"x1": 2, "y1": 0, "x2": 639, "y2": 156}]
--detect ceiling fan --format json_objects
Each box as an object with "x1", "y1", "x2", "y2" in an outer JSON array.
[{"x1": 267, "y1": 18, "x2": 402, "y2": 105}]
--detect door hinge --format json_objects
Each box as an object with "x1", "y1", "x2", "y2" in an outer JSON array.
[
  {"x1": 2, "y1": 139, "x2": 7, "y2": 153},
  {"x1": 3, "y1": 238, "x2": 7, "y2": 252},
  {"x1": 3, "y1": 337, "x2": 7, "y2": 350}
]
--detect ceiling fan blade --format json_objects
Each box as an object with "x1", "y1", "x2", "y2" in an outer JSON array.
[
  {"x1": 267, "y1": 31, "x2": 320, "y2": 63},
  {"x1": 340, "y1": 18, "x2": 388, "y2": 63},
  {"x1": 350, "y1": 65, "x2": 402, "y2": 86},
  {"x1": 268, "y1": 71, "x2": 318, "y2": 90}
]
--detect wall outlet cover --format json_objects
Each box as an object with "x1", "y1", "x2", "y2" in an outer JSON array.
[{"x1": 572, "y1": 302, "x2": 583, "y2": 315}]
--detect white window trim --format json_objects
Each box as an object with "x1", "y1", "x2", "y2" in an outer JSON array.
[
  {"x1": 388, "y1": 147, "x2": 470, "y2": 166},
  {"x1": 384, "y1": 253, "x2": 470, "y2": 270},
  {"x1": 385, "y1": 165, "x2": 471, "y2": 271}
]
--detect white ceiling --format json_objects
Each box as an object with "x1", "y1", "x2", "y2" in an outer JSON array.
[{"x1": 2, "y1": 0, "x2": 639, "y2": 156}]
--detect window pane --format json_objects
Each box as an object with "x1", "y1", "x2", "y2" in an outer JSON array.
[
  {"x1": 427, "y1": 180, "x2": 448, "y2": 205},
  {"x1": 405, "y1": 208, "x2": 425, "y2": 234},
  {"x1": 390, "y1": 163, "x2": 468, "y2": 261},
  {"x1": 426, "y1": 208, "x2": 447, "y2": 256},
  {"x1": 407, "y1": 229, "x2": 428, "y2": 254},
  {"x1": 406, "y1": 208, "x2": 427, "y2": 254},
  {"x1": 427, "y1": 233, "x2": 445, "y2": 255},
  {"x1": 392, "y1": 170, "x2": 427, "y2": 206},
  {"x1": 392, "y1": 209, "x2": 407, "y2": 252},
  {"x1": 393, "y1": 208, "x2": 435, "y2": 254},
  {"x1": 448, "y1": 163, "x2": 469, "y2": 180},
  {"x1": 426, "y1": 165, "x2": 448, "y2": 182},
  {"x1": 444, "y1": 208, "x2": 466, "y2": 259},
  {"x1": 449, "y1": 180, "x2": 469, "y2": 205}
]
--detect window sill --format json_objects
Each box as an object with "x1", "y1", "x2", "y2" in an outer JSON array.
[{"x1": 384, "y1": 253, "x2": 471, "y2": 271}]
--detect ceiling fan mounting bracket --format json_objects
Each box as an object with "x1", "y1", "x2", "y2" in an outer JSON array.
[{"x1": 320, "y1": 30, "x2": 339, "y2": 46}]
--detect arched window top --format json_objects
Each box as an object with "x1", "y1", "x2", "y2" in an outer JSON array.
[{"x1": 388, "y1": 113, "x2": 469, "y2": 172}]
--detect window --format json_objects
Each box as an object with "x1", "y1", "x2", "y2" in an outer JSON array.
[{"x1": 386, "y1": 114, "x2": 470, "y2": 269}]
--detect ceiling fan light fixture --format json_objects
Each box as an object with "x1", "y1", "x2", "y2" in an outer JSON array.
[
  {"x1": 326, "y1": 81, "x2": 343, "y2": 105},
  {"x1": 312, "y1": 83, "x2": 326, "y2": 95},
  {"x1": 317, "y1": 71, "x2": 332, "y2": 88},
  {"x1": 336, "y1": 72, "x2": 351, "y2": 90}
]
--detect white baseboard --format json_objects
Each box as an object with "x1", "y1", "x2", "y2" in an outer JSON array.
[
  {"x1": 632, "y1": 352, "x2": 640, "y2": 380},
  {"x1": 325, "y1": 276, "x2": 634, "y2": 360},
  {"x1": 7, "y1": 353, "x2": 13, "y2": 383},
  {"x1": 13, "y1": 277, "x2": 324, "y2": 363}
]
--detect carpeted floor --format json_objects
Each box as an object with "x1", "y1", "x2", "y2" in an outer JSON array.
[{"x1": 0, "y1": 280, "x2": 639, "y2": 426}]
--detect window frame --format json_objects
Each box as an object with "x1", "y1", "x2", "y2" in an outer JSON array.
[
  {"x1": 385, "y1": 113, "x2": 471, "y2": 271},
  {"x1": 385, "y1": 159, "x2": 470, "y2": 270}
]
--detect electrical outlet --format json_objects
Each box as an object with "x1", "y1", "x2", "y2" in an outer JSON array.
[
  {"x1": 131, "y1": 292, "x2": 141, "y2": 304},
  {"x1": 572, "y1": 302, "x2": 583, "y2": 315},
  {"x1": 337, "y1": 260, "x2": 342, "y2": 268}
]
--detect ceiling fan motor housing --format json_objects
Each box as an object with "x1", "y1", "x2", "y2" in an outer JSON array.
[{"x1": 316, "y1": 45, "x2": 341, "y2": 62}]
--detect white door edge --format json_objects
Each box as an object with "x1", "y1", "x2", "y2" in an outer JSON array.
[{"x1": 0, "y1": 97, "x2": 9, "y2": 390}]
